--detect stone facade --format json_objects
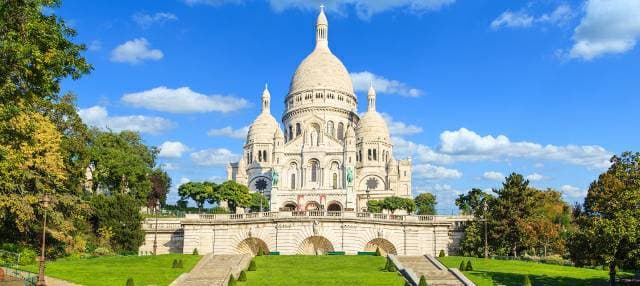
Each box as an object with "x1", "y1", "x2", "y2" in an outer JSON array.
[{"x1": 227, "y1": 7, "x2": 411, "y2": 213}]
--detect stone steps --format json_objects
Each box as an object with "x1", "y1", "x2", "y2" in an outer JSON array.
[
  {"x1": 173, "y1": 254, "x2": 250, "y2": 286},
  {"x1": 397, "y1": 256, "x2": 464, "y2": 286}
]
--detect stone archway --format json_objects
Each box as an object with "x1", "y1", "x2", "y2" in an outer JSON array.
[
  {"x1": 236, "y1": 237, "x2": 269, "y2": 255},
  {"x1": 364, "y1": 238, "x2": 397, "y2": 255},
  {"x1": 282, "y1": 201, "x2": 298, "y2": 211},
  {"x1": 305, "y1": 201, "x2": 321, "y2": 211},
  {"x1": 327, "y1": 201, "x2": 342, "y2": 212},
  {"x1": 297, "y1": 236, "x2": 334, "y2": 255}
]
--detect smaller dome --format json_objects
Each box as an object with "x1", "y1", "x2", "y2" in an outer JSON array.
[
  {"x1": 356, "y1": 111, "x2": 390, "y2": 142},
  {"x1": 274, "y1": 127, "x2": 284, "y2": 139},
  {"x1": 247, "y1": 113, "x2": 279, "y2": 143}
]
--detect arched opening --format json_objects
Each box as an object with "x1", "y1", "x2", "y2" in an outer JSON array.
[
  {"x1": 298, "y1": 236, "x2": 335, "y2": 255},
  {"x1": 305, "y1": 201, "x2": 321, "y2": 211},
  {"x1": 236, "y1": 237, "x2": 270, "y2": 255},
  {"x1": 327, "y1": 121, "x2": 335, "y2": 137},
  {"x1": 290, "y1": 173, "x2": 296, "y2": 190},
  {"x1": 310, "y1": 160, "x2": 319, "y2": 182},
  {"x1": 332, "y1": 173, "x2": 338, "y2": 189},
  {"x1": 364, "y1": 238, "x2": 397, "y2": 256},
  {"x1": 337, "y1": 122, "x2": 344, "y2": 140},
  {"x1": 282, "y1": 202, "x2": 297, "y2": 211},
  {"x1": 296, "y1": 123, "x2": 301, "y2": 137},
  {"x1": 327, "y1": 202, "x2": 342, "y2": 212}
]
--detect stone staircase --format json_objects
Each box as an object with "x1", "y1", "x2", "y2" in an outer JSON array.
[
  {"x1": 396, "y1": 256, "x2": 465, "y2": 286},
  {"x1": 172, "y1": 254, "x2": 251, "y2": 286}
]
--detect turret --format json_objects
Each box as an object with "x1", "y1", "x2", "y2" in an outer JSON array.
[{"x1": 316, "y1": 5, "x2": 329, "y2": 50}]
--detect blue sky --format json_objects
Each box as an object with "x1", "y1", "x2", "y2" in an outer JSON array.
[{"x1": 56, "y1": 0, "x2": 640, "y2": 212}]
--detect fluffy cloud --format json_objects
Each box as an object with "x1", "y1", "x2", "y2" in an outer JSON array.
[
  {"x1": 393, "y1": 128, "x2": 611, "y2": 170},
  {"x1": 380, "y1": 113, "x2": 422, "y2": 136},
  {"x1": 269, "y1": 0, "x2": 455, "y2": 20},
  {"x1": 160, "y1": 162, "x2": 178, "y2": 170},
  {"x1": 207, "y1": 126, "x2": 250, "y2": 139},
  {"x1": 183, "y1": 0, "x2": 243, "y2": 6},
  {"x1": 568, "y1": 0, "x2": 640, "y2": 60},
  {"x1": 190, "y1": 148, "x2": 240, "y2": 166},
  {"x1": 122, "y1": 86, "x2": 249, "y2": 114},
  {"x1": 526, "y1": 173, "x2": 544, "y2": 181},
  {"x1": 110, "y1": 38, "x2": 163, "y2": 64},
  {"x1": 158, "y1": 141, "x2": 190, "y2": 158},
  {"x1": 132, "y1": 12, "x2": 178, "y2": 29},
  {"x1": 483, "y1": 171, "x2": 504, "y2": 181},
  {"x1": 414, "y1": 183, "x2": 463, "y2": 211},
  {"x1": 413, "y1": 164, "x2": 462, "y2": 180},
  {"x1": 560, "y1": 184, "x2": 586, "y2": 201},
  {"x1": 491, "y1": 4, "x2": 573, "y2": 29},
  {"x1": 78, "y1": 106, "x2": 175, "y2": 134},
  {"x1": 351, "y1": 71, "x2": 423, "y2": 97}
]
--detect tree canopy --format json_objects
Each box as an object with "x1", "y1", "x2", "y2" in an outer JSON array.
[{"x1": 415, "y1": 193, "x2": 437, "y2": 215}]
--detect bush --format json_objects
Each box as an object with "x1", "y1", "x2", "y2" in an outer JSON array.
[
  {"x1": 384, "y1": 258, "x2": 390, "y2": 271},
  {"x1": 193, "y1": 248, "x2": 199, "y2": 255},
  {"x1": 257, "y1": 248, "x2": 264, "y2": 256},
  {"x1": 419, "y1": 275, "x2": 428, "y2": 286},
  {"x1": 375, "y1": 247, "x2": 381, "y2": 256},
  {"x1": 93, "y1": 247, "x2": 112, "y2": 256},
  {"x1": 248, "y1": 259, "x2": 256, "y2": 271},
  {"x1": 18, "y1": 247, "x2": 37, "y2": 266},
  {"x1": 465, "y1": 260, "x2": 473, "y2": 271},
  {"x1": 386, "y1": 259, "x2": 397, "y2": 272},
  {"x1": 459, "y1": 260, "x2": 466, "y2": 271},
  {"x1": 126, "y1": 278, "x2": 134, "y2": 286},
  {"x1": 228, "y1": 275, "x2": 236, "y2": 286},
  {"x1": 239, "y1": 270, "x2": 247, "y2": 281},
  {"x1": 172, "y1": 259, "x2": 178, "y2": 268},
  {"x1": 522, "y1": 275, "x2": 532, "y2": 286},
  {"x1": 438, "y1": 250, "x2": 445, "y2": 257},
  {"x1": 177, "y1": 259, "x2": 183, "y2": 268}
]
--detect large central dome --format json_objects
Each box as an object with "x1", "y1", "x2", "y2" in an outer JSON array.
[{"x1": 288, "y1": 7, "x2": 354, "y2": 96}]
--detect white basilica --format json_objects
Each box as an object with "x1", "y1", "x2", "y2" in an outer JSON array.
[{"x1": 227, "y1": 7, "x2": 412, "y2": 212}]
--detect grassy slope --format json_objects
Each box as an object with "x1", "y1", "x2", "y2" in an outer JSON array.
[
  {"x1": 21, "y1": 254, "x2": 201, "y2": 286},
  {"x1": 438, "y1": 256, "x2": 626, "y2": 286},
  {"x1": 238, "y1": 256, "x2": 405, "y2": 286}
]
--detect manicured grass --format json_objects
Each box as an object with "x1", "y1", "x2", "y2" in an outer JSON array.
[
  {"x1": 238, "y1": 255, "x2": 405, "y2": 286},
  {"x1": 438, "y1": 256, "x2": 632, "y2": 286},
  {"x1": 21, "y1": 254, "x2": 201, "y2": 286}
]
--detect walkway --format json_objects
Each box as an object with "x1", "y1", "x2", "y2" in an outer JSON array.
[
  {"x1": 397, "y1": 256, "x2": 465, "y2": 286},
  {"x1": 172, "y1": 254, "x2": 251, "y2": 286}
]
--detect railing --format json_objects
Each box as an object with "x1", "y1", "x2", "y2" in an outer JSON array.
[
  {"x1": 185, "y1": 212, "x2": 471, "y2": 224},
  {"x1": 142, "y1": 222, "x2": 182, "y2": 231}
]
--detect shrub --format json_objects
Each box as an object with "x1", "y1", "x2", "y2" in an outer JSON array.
[
  {"x1": 386, "y1": 259, "x2": 397, "y2": 272},
  {"x1": 384, "y1": 258, "x2": 390, "y2": 271},
  {"x1": 523, "y1": 275, "x2": 532, "y2": 286},
  {"x1": 172, "y1": 259, "x2": 178, "y2": 268},
  {"x1": 239, "y1": 270, "x2": 247, "y2": 281},
  {"x1": 438, "y1": 250, "x2": 445, "y2": 257},
  {"x1": 126, "y1": 278, "x2": 134, "y2": 286},
  {"x1": 93, "y1": 247, "x2": 112, "y2": 256},
  {"x1": 257, "y1": 248, "x2": 264, "y2": 256},
  {"x1": 248, "y1": 259, "x2": 256, "y2": 271},
  {"x1": 465, "y1": 260, "x2": 473, "y2": 271},
  {"x1": 375, "y1": 247, "x2": 381, "y2": 256},
  {"x1": 419, "y1": 275, "x2": 428, "y2": 286},
  {"x1": 18, "y1": 248, "x2": 37, "y2": 266},
  {"x1": 228, "y1": 275, "x2": 236, "y2": 286},
  {"x1": 177, "y1": 259, "x2": 184, "y2": 268},
  {"x1": 193, "y1": 248, "x2": 199, "y2": 255},
  {"x1": 459, "y1": 260, "x2": 466, "y2": 271}
]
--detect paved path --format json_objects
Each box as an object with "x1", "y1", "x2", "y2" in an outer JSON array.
[
  {"x1": 397, "y1": 256, "x2": 464, "y2": 286},
  {"x1": 1, "y1": 267, "x2": 80, "y2": 286},
  {"x1": 172, "y1": 254, "x2": 251, "y2": 286}
]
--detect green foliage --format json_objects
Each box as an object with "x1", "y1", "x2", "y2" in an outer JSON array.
[
  {"x1": 192, "y1": 248, "x2": 198, "y2": 255},
  {"x1": 459, "y1": 260, "x2": 466, "y2": 271},
  {"x1": 249, "y1": 191, "x2": 269, "y2": 212},
  {"x1": 374, "y1": 247, "x2": 381, "y2": 256},
  {"x1": 383, "y1": 258, "x2": 390, "y2": 271},
  {"x1": 455, "y1": 188, "x2": 492, "y2": 217},
  {"x1": 522, "y1": 275, "x2": 532, "y2": 286},
  {"x1": 239, "y1": 270, "x2": 247, "y2": 281},
  {"x1": 459, "y1": 221, "x2": 485, "y2": 258},
  {"x1": 386, "y1": 262, "x2": 396, "y2": 272},
  {"x1": 367, "y1": 200, "x2": 383, "y2": 213},
  {"x1": 210, "y1": 207, "x2": 230, "y2": 214},
  {"x1": 419, "y1": 275, "x2": 428, "y2": 286},
  {"x1": 438, "y1": 250, "x2": 445, "y2": 258},
  {"x1": 465, "y1": 260, "x2": 473, "y2": 271},
  {"x1": 148, "y1": 168, "x2": 171, "y2": 209},
  {"x1": 257, "y1": 248, "x2": 264, "y2": 256},
  {"x1": 126, "y1": 278, "x2": 134, "y2": 286},
  {"x1": 89, "y1": 194, "x2": 144, "y2": 253},
  {"x1": 177, "y1": 259, "x2": 183, "y2": 268},
  {"x1": 228, "y1": 274, "x2": 236, "y2": 286},
  {"x1": 179, "y1": 182, "x2": 213, "y2": 212},
  {"x1": 216, "y1": 181, "x2": 252, "y2": 212},
  {"x1": 248, "y1": 259, "x2": 257, "y2": 271},
  {"x1": 172, "y1": 259, "x2": 178, "y2": 268},
  {"x1": 415, "y1": 193, "x2": 437, "y2": 215},
  {"x1": 381, "y1": 196, "x2": 415, "y2": 214}
]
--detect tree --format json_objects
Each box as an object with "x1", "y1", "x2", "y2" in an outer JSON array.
[
  {"x1": 455, "y1": 188, "x2": 492, "y2": 217},
  {"x1": 569, "y1": 152, "x2": 640, "y2": 285},
  {"x1": 415, "y1": 193, "x2": 437, "y2": 215},
  {"x1": 419, "y1": 275, "x2": 428, "y2": 286},
  {"x1": 367, "y1": 200, "x2": 383, "y2": 213},
  {"x1": 148, "y1": 168, "x2": 171, "y2": 209},
  {"x1": 249, "y1": 192, "x2": 269, "y2": 212},
  {"x1": 216, "y1": 181, "x2": 252, "y2": 212},
  {"x1": 178, "y1": 182, "x2": 211, "y2": 213},
  {"x1": 89, "y1": 194, "x2": 144, "y2": 253},
  {"x1": 382, "y1": 196, "x2": 415, "y2": 214}
]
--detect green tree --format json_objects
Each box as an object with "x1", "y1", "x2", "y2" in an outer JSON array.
[
  {"x1": 148, "y1": 168, "x2": 171, "y2": 209},
  {"x1": 569, "y1": 152, "x2": 640, "y2": 285},
  {"x1": 249, "y1": 192, "x2": 269, "y2": 212},
  {"x1": 216, "y1": 181, "x2": 252, "y2": 212},
  {"x1": 89, "y1": 194, "x2": 144, "y2": 253},
  {"x1": 382, "y1": 196, "x2": 415, "y2": 214},
  {"x1": 415, "y1": 193, "x2": 437, "y2": 215},
  {"x1": 419, "y1": 275, "x2": 427, "y2": 286},
  {"x1": 455, "y1": 188, "x2": 492, "y2": 217},
  {"x1": 367, "y1": 200, "x2": 383, "y2": 213},
  {"x1": 178, "y1": 182, "x2": 211, "y2": 213}
]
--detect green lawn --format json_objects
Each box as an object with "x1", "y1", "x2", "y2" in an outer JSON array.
[
  {"x1": 238, "y1": 255, "x2": 405, "y2": 286},
  {"x1": 21, "y1": 254, "x2": 201, "y2": 286},
  {"x1": 438, "y1": 256, "x2": 631, "y2": 286}
]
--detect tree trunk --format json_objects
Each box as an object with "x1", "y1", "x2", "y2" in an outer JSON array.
[
  {"x1": 609, "y1": 261, "x2": 616, "y2": 286},
  {"x1": 512, "y1": 244, "x2": 517, "y2": 257}
]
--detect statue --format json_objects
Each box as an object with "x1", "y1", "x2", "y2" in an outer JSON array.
[
  {"x1": 271, "y1": 170, "x2": 279, "y2": 187},
  {"x1": 313, "y1": 220, "x2": 319, "y2": 236},
  {"x1": 346, "y1": 167, "x2": 353, "y2": 186}
]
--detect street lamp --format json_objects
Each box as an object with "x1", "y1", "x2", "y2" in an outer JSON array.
[
  {"x1": 483, "y1": 200, "x2": 488, "y2": 259},
  {"x1": 36, "y1": 192, "x2": 50, "y2": 286},
  {"x1": 153, "y1": 199, "x2": 160, "y2": 256}
]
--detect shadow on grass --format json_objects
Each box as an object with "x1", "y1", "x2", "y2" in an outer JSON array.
[{"x1": 471, "y1": 271, "x2": 610, "y2": 286}]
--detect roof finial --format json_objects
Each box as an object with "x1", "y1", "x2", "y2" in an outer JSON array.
[
  {"x1": 316, "y1": 3, "x2": 329, "y2": 50},
  {"x1": 320, "y1": 4, "x2": 324, "y2": 11}
]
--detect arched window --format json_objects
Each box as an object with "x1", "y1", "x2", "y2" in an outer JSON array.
[
  {"x1": 359, "y1": 150, "x2": 362, "y2": 162},
  {"x1": 290, "y1": 174, "x2": 296, "y2": 189},
  {"x1": 258, "y1": 151, "x2": 262, "y2": 162},
  {"x1": 327, "y1": 121, "x2": 335, "y2": 137},
  {"x1": 263, "y1": 150, "x2": 268, "y2": 162},
  {"x1": 311, "y1": 161, "x2": 319, "y2": 182},
  {"x1": 368, "y1": 149, "x2": 372, "y2": 161},
  {"x1": 288, "y1": 125, "x2": 293, "y2": 141},
  {"x1": 332, "y1": 173, "x2": 338, "y2": 189},
  {"x1": 337, "y1": 123, "x2": 344, "y2": 140},
  {"x1": 373, "y1": 149, "x2": 377, "y2": 161},
  {"x1": 296, "y1": 123, "x2": 301, "y2": 137}
]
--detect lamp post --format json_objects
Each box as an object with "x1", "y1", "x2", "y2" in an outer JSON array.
[
  {"x1": 36, "y1": 193, "x2": 50, "y2": 286},
  {"x1": 483, "y1": 200, "x2": 488, "y2": 259},
  {"x1": 153, "y1": 199, "x2": 160, "y2": 256}
]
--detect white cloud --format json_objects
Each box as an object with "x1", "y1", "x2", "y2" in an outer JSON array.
[
  {"x1": 190, "y1": 148, "x2": 240, "y2": 166},
  {"x1": 560, "y1": 184, "x2": 586, "y2": 201},
  {"x1": 491, "y1": 4, "x2": 573, "y2": 30},
  {"x1": 179, "y1": 177, "x2": 191, "y2": 186},
  {"x1": 414, "y1": 183, "x2": 463, "y2": 212},
  {"x1": 413, "y1": 163, "x2": 462, "y2": 180},
  {"x1": 183, "y1": 0, "x2": 243, "y2": 6},
  {"x1": 526, "y1": 172, "x2": 544, "y2": 181},
  {"x1": 110, "y1": 38, "x2": 163, "y2": 64},
  {"x1": 158, "y1": 141, "x2": 190, "y2": 158},
  {"x1": 268, "y1": 0, "x2": 455, "y2": 20},
  {"x1": 380, "y1": 113, "x2": 422, "y2": 136},
  {"x1": 78, "y1": 106, "x2": 175, "y2": 134},
  {"x1": 568, "y1": 0, "x2": 640, "y2": 60},
  {"x1": 483, "y1": 171, "x2": 504, "y2": 181},
  {"x1": 160, "y1": 162, "x2": 178, "y2": 170},
  {"x1": 350, "y1": 71, "x2": 423, "y2": 97},
  {"x1": 122, "y1": 86, "x2": 249, "y2": 114},
  {"x1": 88, "y1": 40, "x2": 102, "y2": 51},
  {"x1": 132, "y1": 12, "x2": 178, "y2": 29},
  {"x1": 207, "y1": 126, "x2": 249, "y2": 139}
]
